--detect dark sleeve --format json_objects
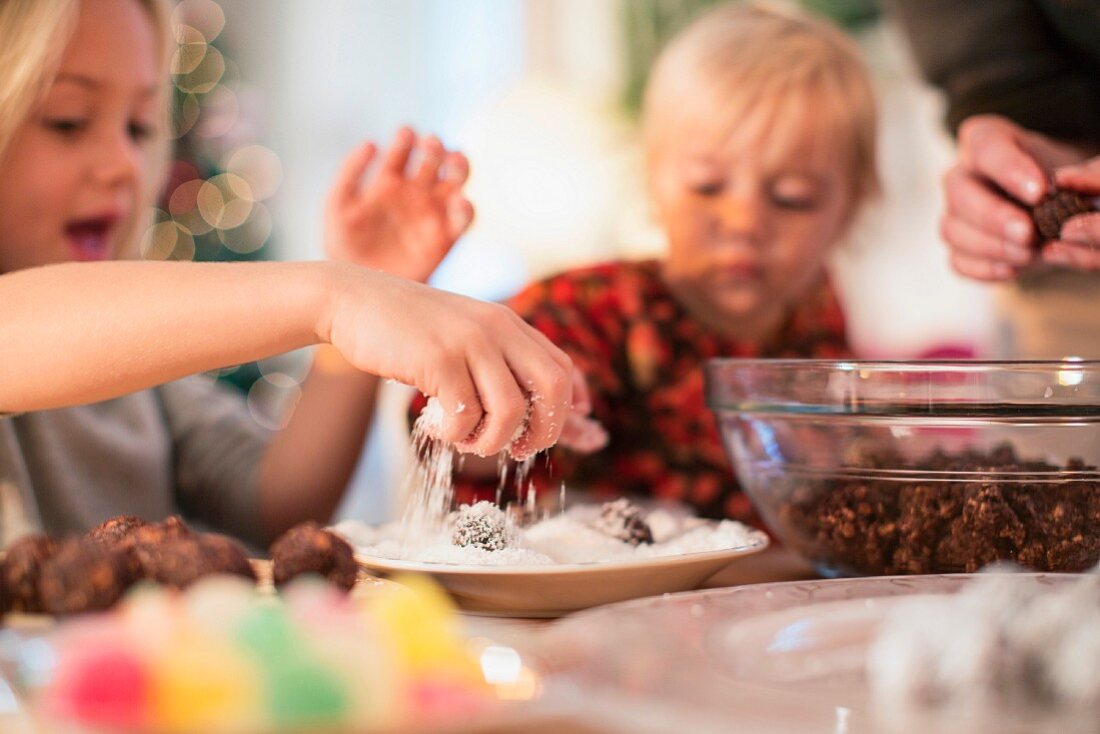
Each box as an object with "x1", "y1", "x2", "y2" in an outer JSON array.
[{"x1": 885, "y1": 0, "x2": 1100, "y2": 144}]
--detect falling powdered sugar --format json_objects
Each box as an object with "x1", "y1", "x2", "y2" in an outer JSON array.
[{"x1": 398, "y1": 398, "x2": 455, "y2": 541}]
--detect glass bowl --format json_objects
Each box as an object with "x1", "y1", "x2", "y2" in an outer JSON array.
[{"x1": 705, "y1": 359, "x2": 1100, "y2": 577}]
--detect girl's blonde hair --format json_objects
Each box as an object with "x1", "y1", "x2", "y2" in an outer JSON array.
[
  {"x1": 0, "y1": 0, "x2": 173, "y2": 257},
  {"x1": 643, "y1": 2, "x2": 879, "y2": 207}
]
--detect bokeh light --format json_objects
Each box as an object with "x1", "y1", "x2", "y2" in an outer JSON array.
[
  {"x1": 171, "y1": 92, "x2": 201, "y2": 139},
  {"x1": 247, "y1": 373, "x2": 302, "y2": 431},
  {"x1": 197, "y1": 173, "x2": 254, "y2": 230},
  {"x1": 176, "y1": 44, "x2": 225, "y2": 95},
  {"x1": 172, "y1": 0, "x2": 226, "y2": 43},
  {"x1": 168, "y1": 178, "x2": 214, "y2": 236},
  {"x1": 223, "y1": 145, "x2": 283, "y2": 201},
  {"x1": 142, "y1": 219, "x2": 196, "y2": 262},
  {"x1": 171, "y1": 25, "x2": 208, "y2": 75},
  {"x1": 196, "y1": 85, "x2": 239, "y2": 139},
  {"x1": 217, "y1": 203, "x2": 272, "y2": 255},
  {"x1": 147, "y1": 0, "x2": 281, "y2": 275}
]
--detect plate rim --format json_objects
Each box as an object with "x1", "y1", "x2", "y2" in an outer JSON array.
[{"x1": 354, "y1": 532, "x2": 770, "y2": 577}]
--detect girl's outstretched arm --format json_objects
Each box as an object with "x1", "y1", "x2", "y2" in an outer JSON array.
[
  {"x1": 0, "y1": 260, "x2": 329, "y2": 411},
  {"x1": 0, "y1": 259, "x2": 574, "y2": 460}
]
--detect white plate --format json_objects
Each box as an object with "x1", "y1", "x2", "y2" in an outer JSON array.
[
  {"x1": 535, "y1": 574, "x2": 1086, "y2": 734},
  {"x1": 355, "y1": 538, "x2": 769, "y2": 617}
]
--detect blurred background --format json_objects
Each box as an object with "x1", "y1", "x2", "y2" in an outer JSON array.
[{"x1": 155, "y1": 0, "x2": 998, "y2": 523}]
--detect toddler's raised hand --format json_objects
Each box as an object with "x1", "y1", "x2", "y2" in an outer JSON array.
[
  {"x1": 322, "y1": 264, "x2": 573, "y2": 457},
  {"x1": 324, "y1": 127, "x2": 474, "y2": 283}
]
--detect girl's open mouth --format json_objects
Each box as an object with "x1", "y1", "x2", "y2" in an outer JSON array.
[{"x1": 65, "y1": 216, "x2": 118, "y2": 261}]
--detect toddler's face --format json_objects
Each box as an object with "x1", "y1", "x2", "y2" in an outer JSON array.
[
  {"x1": 0, "y1": 0, "x2": 159, "y2": 273},
  {"x1": 650, "y1": 110, "x2": 854, "y2": 336}
]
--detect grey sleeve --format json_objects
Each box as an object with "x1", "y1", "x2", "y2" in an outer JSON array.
[
  {"x1": 155, "y1": 376, "x2": 272, "y2": 546},
  {"x1": 884, "y1": 0, "x2": 1100, "y2": 143}
]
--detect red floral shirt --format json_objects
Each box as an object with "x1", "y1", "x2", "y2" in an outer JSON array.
[{"x1": 414, "y1": 259, "x2": 850, "y2": 526}]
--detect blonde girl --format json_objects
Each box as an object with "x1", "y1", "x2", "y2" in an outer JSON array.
[{"x1": 0, "y1": 0, "x2": 577, "y2": 545}]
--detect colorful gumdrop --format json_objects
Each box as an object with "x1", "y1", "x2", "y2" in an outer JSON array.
[
  {"x1": 264, "y1": 657, "x2": 348, "y2": 728},
  {"x1": 370, "y1": 574, "x2": 483, "y2": 684},
  {"x1": 48, "y1": 643, "x2": 150, "y2": 730},
  {"x1": 152, "y1": 633, "x2": 261, "y2": 733},
  {"x1": 234, "y1": 603, "x2": 301, "y2": 663}
]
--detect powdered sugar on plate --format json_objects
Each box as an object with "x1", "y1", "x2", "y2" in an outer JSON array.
[{"x1": 334, "y1": 504, "x2": 764, "y2": 567}]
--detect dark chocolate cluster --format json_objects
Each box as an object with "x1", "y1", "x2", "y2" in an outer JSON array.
[
  {"x1": 778, "y1": 443, "x2": 1100, "y2": 575},
  {"x1": 1032, "y1": 189, "x2": 1094, "y2": 246},
  {"x1": 0, "y1": 515, "x2": 257, "y2": 616}
]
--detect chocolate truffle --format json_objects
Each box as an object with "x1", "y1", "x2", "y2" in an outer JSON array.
[
  {"x1": 137, "y1": 533, "x2": 255, "y2": 590},
  {"x1": 270, "y1": 521, "x2": 358, "y2": 591},
  {"x1": 1032, "y1": 189, "x2": 1094, "y2": 245},
  {"x1": 0, "y1": 535, "x2": 58, "y2": 613},
  {"x1": 451, "y1": 501, "x2": 514, "y2": 551},
  {"x1": 592, "y1": 498, "x2": 654, "y2": 545},
  {"x1": 85, "y1": 515, "x2": 149, "y2": 547},
  {"x1": 38, "y1": 539, "x2": 135, "y2": 615}
]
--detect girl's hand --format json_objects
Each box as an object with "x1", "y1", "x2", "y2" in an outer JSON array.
[
  {"x1": 324, "y1": 127, "x2": 474, "y2": 283},
  {"x1": 557, "y1": 368, "x2": 609, "y2": 454},
  {"x1": 1043, "y1": 158, "x2": 1100, "y2": 270},
  {"x1": 321, "y1": 264, "x2": 573, "y2": 457}
]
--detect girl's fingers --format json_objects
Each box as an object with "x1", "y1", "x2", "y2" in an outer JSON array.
[
  {"x1": 943, "y1": 165, "x2": 1036, "y2": 250},
  {"x1": 513, "y1": 318, "x2": 573, "y2": 375},
  {"x1": 381, "y1": 126, "x2": 416, "y2": 176},
  {"x1": 557, "y1": 414, "x2": 609, "y2": 454},
  {"x1": 940, "y1": 211, "x2": 1034, "y2": 266},
  {"x1": 570, "y1": 366, "x2": 591, "y2": 414},
  {"x1": 948, "y1": 252, "x2": 1017, "y2": 282},
  {"x1": 333, "y1": 141, "x2": 376, "y2": 202},
  {"x1": 456, "y1": 352, "x2": 528, "y2": 457},
  {"x1": 432, "y1": 360, "x2": 484, "y2": 445},
  {"x1": 506, "y1": 347, "x2": 572, "y2": 460},
  {"x1": 413, "y1": 136, "x2": 445, "y2": 187}
]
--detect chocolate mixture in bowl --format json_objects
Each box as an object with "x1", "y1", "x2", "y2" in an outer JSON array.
[{"x1": 778, "y1": 443, "x2": 1100, "y2": 576}]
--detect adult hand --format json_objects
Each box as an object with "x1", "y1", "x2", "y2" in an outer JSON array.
[
  {"x1": 324, "y1": 127, "x2": 474, "y2": 283},
  {"x1": 1043, "y1": 158, "x2": 1100, "y2": 270},
  {"x1": 940, "y1": 115, "x2": 1084, "y2": 281}
]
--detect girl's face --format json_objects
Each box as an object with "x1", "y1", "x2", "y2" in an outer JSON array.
[
  {"x1": 650, "y1": 108, "x2": 855, "y2": 339},
  {"x1": 0, "y1": 0, "x2": 159, "y2": 273}
]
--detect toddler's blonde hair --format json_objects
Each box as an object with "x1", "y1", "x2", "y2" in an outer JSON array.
[
  {"x1": 643, "y1": 2, "x2": 879, "y2": 207},
  {"x1": 0, "y1": 0, "x2": 173, "y2": 257}
]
